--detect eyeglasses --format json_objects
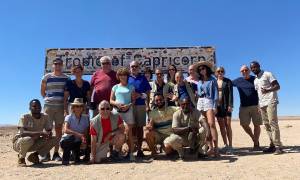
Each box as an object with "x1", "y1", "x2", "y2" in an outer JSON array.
[
  {"x1": 100, "y1": 107, "x2": 110, "y2": 111},
  {"x1": 131, "y1": 65, "x2": 139, "y2": 68},
  {"x1": 101, "y1": 62, "x2": 110, "y2": 65},
  {"x1": 168, "y1": 69, "x2": 175, "y2": 71}
]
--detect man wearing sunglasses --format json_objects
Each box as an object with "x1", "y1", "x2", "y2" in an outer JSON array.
[
  {"x1": 233, "y1": 65, "x2": 262, "y2": 151},
  {"x1": 90, "y1": 56, "x2": 118, "y2": 117},
  {"x1": 90, "y1": 100, "x2": 125, "y2": 163}
]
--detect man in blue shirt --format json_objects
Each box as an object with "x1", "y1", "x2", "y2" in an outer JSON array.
[
  {"x1": 232, "y1": 65, "x2": 262, "y2": 150},
  {"x1": 128, "y1": 60, "x2": 151, "y2": 157}
]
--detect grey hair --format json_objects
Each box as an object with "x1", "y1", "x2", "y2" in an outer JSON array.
[
  {"x1": 98, "y1": 100, "x2": 110, "y2": 109},
  {"x1": 100, "y1": 56, "x2": 112, "y2": 63}
]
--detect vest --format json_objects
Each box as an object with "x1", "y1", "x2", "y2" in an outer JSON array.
[{"x1": 90, "y1": 112, "x2": 119, "y2": 144}]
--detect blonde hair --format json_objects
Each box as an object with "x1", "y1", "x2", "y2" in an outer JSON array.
[
  {"x1": 116, "y1": 67, "x2": 130, "y2": 81},
  {"x1": 215, "y1": 66, "x2": 225, "y2": 74}
]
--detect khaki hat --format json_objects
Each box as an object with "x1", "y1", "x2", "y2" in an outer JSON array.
[
  {"x1": 195, "y1": 61, "x2": 215, "y2": 72},
  {"x1": 70, "y1": 98, "x2": 84, "y2": 106}
]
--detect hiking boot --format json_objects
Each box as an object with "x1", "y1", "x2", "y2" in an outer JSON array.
[
  {"x1": 52, "y1": 152, "x2": 62, "y2": 161},
  {"x1": 40, "y1": 152, "x2": 50, "y2": 162},
  {"x1": 18, "y1": 157, "x2": 26, "y2": 167},
  {"x1": 27, "y1": 152, "x2": 40, "y2": 164},
  {"x1": 136, "y1": 150, "x2": 145, "y2": 158},
  {"x1": 263, "y1": 145, "x2": 276, "y2": 153},
  {"x1": 226, "y1": 146, "x2": 234, "y2": 155},
  {"x1": 274, "y1": 147, "x2": 284, "y2": 155}
]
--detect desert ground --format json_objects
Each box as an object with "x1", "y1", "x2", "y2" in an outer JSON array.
[{"x1": 0, "y1": 118, "x2": 299, "y2": 180}]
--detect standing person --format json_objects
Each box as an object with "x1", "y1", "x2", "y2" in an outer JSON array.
[
  {"x1": 41, "y1": 58, "x2": 69, "y2": 161},
  {"x1": 173, "y1": 71, "x2": 197, "y2": 107},
  {"x1": 215, "y1": 67, "x2": 234, "y2": 154},
  {"x1": 60, "y1": 98, "x2": 90, "y2": 165},
  {"x1": 13, "y1": 99, "x2": 59, "y2": 166},
  {"x1": 64, "y1": 64, "x2": 91, "y2": 115},
  {"x1": 196, "y1": 61, "x2": 219, "y2": 157},
  {"x1": 128, "y1": 61, "x2": 152, "y2": 158},
  {"x1": 90, "y1": 101, "x2": 126, "y2": 163},
  {"x1": 110, "y1": 67, "x2": 136, "y2": 161},
  {"x1": 250, "y1": 61, "x2": 283, "y2": 154},
  {"x1": 233, "y1": 65, "x2": 262, "y2": 150},
  {"x1": 166, "y1": 65, "x2": 177, "y2": 107},
  {"x1": 90, "y1": 56, "x2": 118, "y2": 117},
  {"x1": 143, "y1": 67, "x2": 153, "y2": 82}
]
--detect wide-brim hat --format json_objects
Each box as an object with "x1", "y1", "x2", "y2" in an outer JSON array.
[
  {"x1": 195, "y1": 61, "x2": 215, "y2": 72},
  {"x1": 70, "y1": 98, "x2": 84, "y2": 106}
]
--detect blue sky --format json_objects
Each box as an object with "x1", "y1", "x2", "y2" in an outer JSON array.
[{"x1": 0, "y1": 0, "x2": 299, "y2": 125}]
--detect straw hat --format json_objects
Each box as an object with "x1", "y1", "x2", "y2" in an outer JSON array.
[
  {"x1": 195, "y1": 61, "x2": 215, "y2": 72},
  {"x1": 70, "y1": 98, "x2": 84, "y2": 106}
]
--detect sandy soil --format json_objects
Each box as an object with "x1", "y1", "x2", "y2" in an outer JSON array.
[{"x1": 0, "y1": 120, "x2": 299, "y2": 180}]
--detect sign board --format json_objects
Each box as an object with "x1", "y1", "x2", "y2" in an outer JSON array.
[{"x1": 45, "y1": 47, "x2": 216, "y2": 75}]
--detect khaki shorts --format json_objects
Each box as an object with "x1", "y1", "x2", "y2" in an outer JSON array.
[
  {"x1": 154, "y1": 131, "x2": 170, "y2": 145},
  {"x1": 44, "y1": 105, "x2": 64, "y2": 127},
  {"x1": 133, "y1": 105, "x2": 146, "y2": 127},
  {"x1": 239, "y1": 105, "x2": 262, "y2": 126}
]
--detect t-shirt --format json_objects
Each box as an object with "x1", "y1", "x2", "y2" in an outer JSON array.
[
  {"x1": 128, "y1": 74, "x2": 152, "y2": 105},
  {"x1": 112, "y1": 84, "x2": 135, "y2": 105},
  {"x1": 178, "y1": 85, "x2": 189, "y2": 100},
  {"x1": 17, "y1": 113, "x2": 52, "y2": 134},
  {"x1": 42, "y1": 73, "x2": 69, "y2": 107},
  {"x1": 149, "y1": 106, "x2": 179, "y2": 135},
  {"x1": 172, "y1": 109, "x2": 200, "y2": 137},
  {"x1": 90, "y1": 116, "x2": 122, "y2": 143},
  {"x1": 64, "y1": 114, "x2": 90, "y2": 135},
  {"x1": 254, "y1": 70, "x2": 279, "y2": 107},
  {"x1": 90, "y1": 70, "x2": 118, "y2": 104},
  {"x1": 232, "y1": 76, "x2": 259, "y2": 107},
  {"x1": 65, "y1": 80, "x2": 91, "y2": 103}
]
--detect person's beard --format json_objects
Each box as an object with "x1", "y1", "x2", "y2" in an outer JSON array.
[
  {"x1": 182, "y1": 108, "x2": 190, "y2": 114},
  {"x1": 157, "y1": 102, "x2": 165, "y2": 109}
]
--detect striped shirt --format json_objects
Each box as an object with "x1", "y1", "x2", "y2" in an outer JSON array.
[
  {"x1": 42, "y1": 73, "x2": 69, "y2": 107},
  {"x1": 149, "y1": 106, "x2": 179, "y2": 135}
]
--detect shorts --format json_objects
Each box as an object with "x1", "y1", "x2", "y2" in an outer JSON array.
[
  {"x1": 44, "y1": 105, "x2": 64, "y2": 127},
  {"x1": 216, "y1": 106, "x2": 232, "y2": 118},
  {"x1": 239, "y1": 105, "x2": 262, "y2": 126},
  {"x1": 154, "y1": 131, "x2": 170, "y2": 145},
  {"x1": 197, "y1": 98, "x2": 214, "y2": 111},
  {"x1": 133, "y1": 105, "x2": 146, "y2": 127},
  {"x1": 113, "y1": 107, "x2": 135, "y2": 125}
]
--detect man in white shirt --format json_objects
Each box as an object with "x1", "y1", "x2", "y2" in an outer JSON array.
[{"x1": 250, "y1": 61, "x2": 283, "y2": 155}]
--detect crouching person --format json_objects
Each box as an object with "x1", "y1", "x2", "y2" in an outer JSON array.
[
  {"x1": 60, "y1": 98, "x2": 90, "y2": 165},
  {"x1": 166, "y1": 98, "x2": 210, "y2": 160},
  {"x1": 90, "y1": 100, "x2": 126, "y2": 163},
  {"x1": 13, "y1": 99, "x2": 59, "y2": 167},
  {"x1": 145, "y1": 93, "x2": 179, "y2": 156}
]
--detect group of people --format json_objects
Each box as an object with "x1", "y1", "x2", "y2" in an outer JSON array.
[{"x1": 13, "y1": 55, "x2": 284, "y2": 167}]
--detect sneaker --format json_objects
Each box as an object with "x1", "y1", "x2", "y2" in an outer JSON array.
[
  {"x1": 263, "y1": 145, "x2": 276, "y2": 153},
  {"x1": 136, "y1": 150, "x2": 145, "y2": 158},
  {"x1": 18, "y1": 157, "x2": 26, "y2": 167},
  {"x1": 226, "y1": 146, "x2": 234, "y2": 155},
  {"x1": 129, "y1": 153, "x2": 135, "y2": 161},
  {"x1": 274, "y1": 147, "x2": 284, "y2": 155},
  {"x1": 110, "y1": 150, "x2": 123, "y2": 161},
  {"x1": 40, "y1": 152, "x2": 50, "y2": 162},
  {"x1": 52, "y1": 152, "x2": 62, "y2": 161},
  {"x1": 220, "y1": 145, "x2": 229, "y2": 153},
  {"x1": 27, "y1": 152, "x2": 40, "y2": 164}
]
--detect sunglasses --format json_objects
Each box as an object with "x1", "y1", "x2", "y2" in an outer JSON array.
[
  {"x1": 168, "y1": 69, "x2": 175, "y2": 71},
  {"x1": 241, "y1": 69, "x2": 249, "y2": 72},
  {"x1": 54, "y1": 63, "x2": 63, "y2": 66},
  {"x1": 217, "y1": 70, "x2": 224, "y2": 73},
  {"x1": 131, "y1": 65, "x2": 139, "y2": 68},
  {"x1": 156, "y1": 73, "x2": 163, "y2": 75},
  {"x1": 100, "y1": 107, "x2": 110, "y2": 111},
  {"x1": 101, "y1": 62, "x2": 110, "y2": 65},
  {"x1": 199, "y1": 67, "x2": 206, "y2": 71}
]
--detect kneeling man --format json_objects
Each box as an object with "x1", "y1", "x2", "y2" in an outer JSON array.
[{"x1": 90, "y1": 100, "x2": 126, "y2": 163}]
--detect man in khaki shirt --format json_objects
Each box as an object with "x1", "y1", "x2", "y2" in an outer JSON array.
[{"x1": 13, "y1": 99, "x2": 59, "y2": 166}]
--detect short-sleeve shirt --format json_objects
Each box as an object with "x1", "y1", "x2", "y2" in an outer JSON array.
[
  {"x1": 42, "y1": 73, "x2": 69, "y2": 107},
  {"x1": 232, "y1": 76, "x2": 259, "y2": 107},
  {"x1": 149, "y1": 106, "x2": 179, "y2": 135},
  {"x1": 90, "y1": 70, "x2": 118, "y2": 104},
  {"x1": 128, "y1": 74, "x2": 152, "y2": 105},
  {"x1": 178, "y1": 85, "x2": 189, "y2": 100},
  {"x1": 254, "y1": 70, "x2": 279, "y2": 107},
  {"x1": 64, "y1": 114, "x2": 90, "y2": 135},
  {"x1": 18, "y1": 113, "x2": 52, "y2": 134},
  {"x1": 172, "y1": 109, "x2": 200, "y2": 137},
  {"x1": 65, "y1": 80, "x2": 91, "y2": 103},
  {"x1": 112, "y1": 84, "x2": 135, "y2": 105},
  {"x1": 90, "y1": 116, "x2": 122, "y2": 143},
  {"x1": 197, "y1": 77, "x2": 218, "y2": 108}
]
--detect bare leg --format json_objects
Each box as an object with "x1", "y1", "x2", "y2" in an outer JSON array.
[
  {"x1": 206, "y1": 109, "x2": 218, "y2": 156},
  {"x1": 225, "y1": 116, "x2": 233, "y2": 147},
  {"x1": 217, "y1": 117, "x2": 228, "y2": 146},
  {"x1": 241, "y1": 125, "x2": 255, "y2": 142},
  {"x1": 54, "y1": 125, "x2": 63, "y2": 153},
  {"x1": 253, "y1": 125, "x2": 261, "y2": 146}
]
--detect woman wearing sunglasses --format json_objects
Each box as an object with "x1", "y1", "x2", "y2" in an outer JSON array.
[
  {"x1": 196, "y1": 61, "x2": 219, "y2": 157},
  {"x1": 110, "y1": 67, "x2": 136, "y2": 161},
  {"x1": 215, "y1": 66, "x2": 234, "y2": 154}
]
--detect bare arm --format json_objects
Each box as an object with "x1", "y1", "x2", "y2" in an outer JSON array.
[
  {"x1": 64, "y1": 91, "x2": 70, "y2": 115},
  {"x1": 41, "y1": 80, "x2": 46, "y2": 97}
]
